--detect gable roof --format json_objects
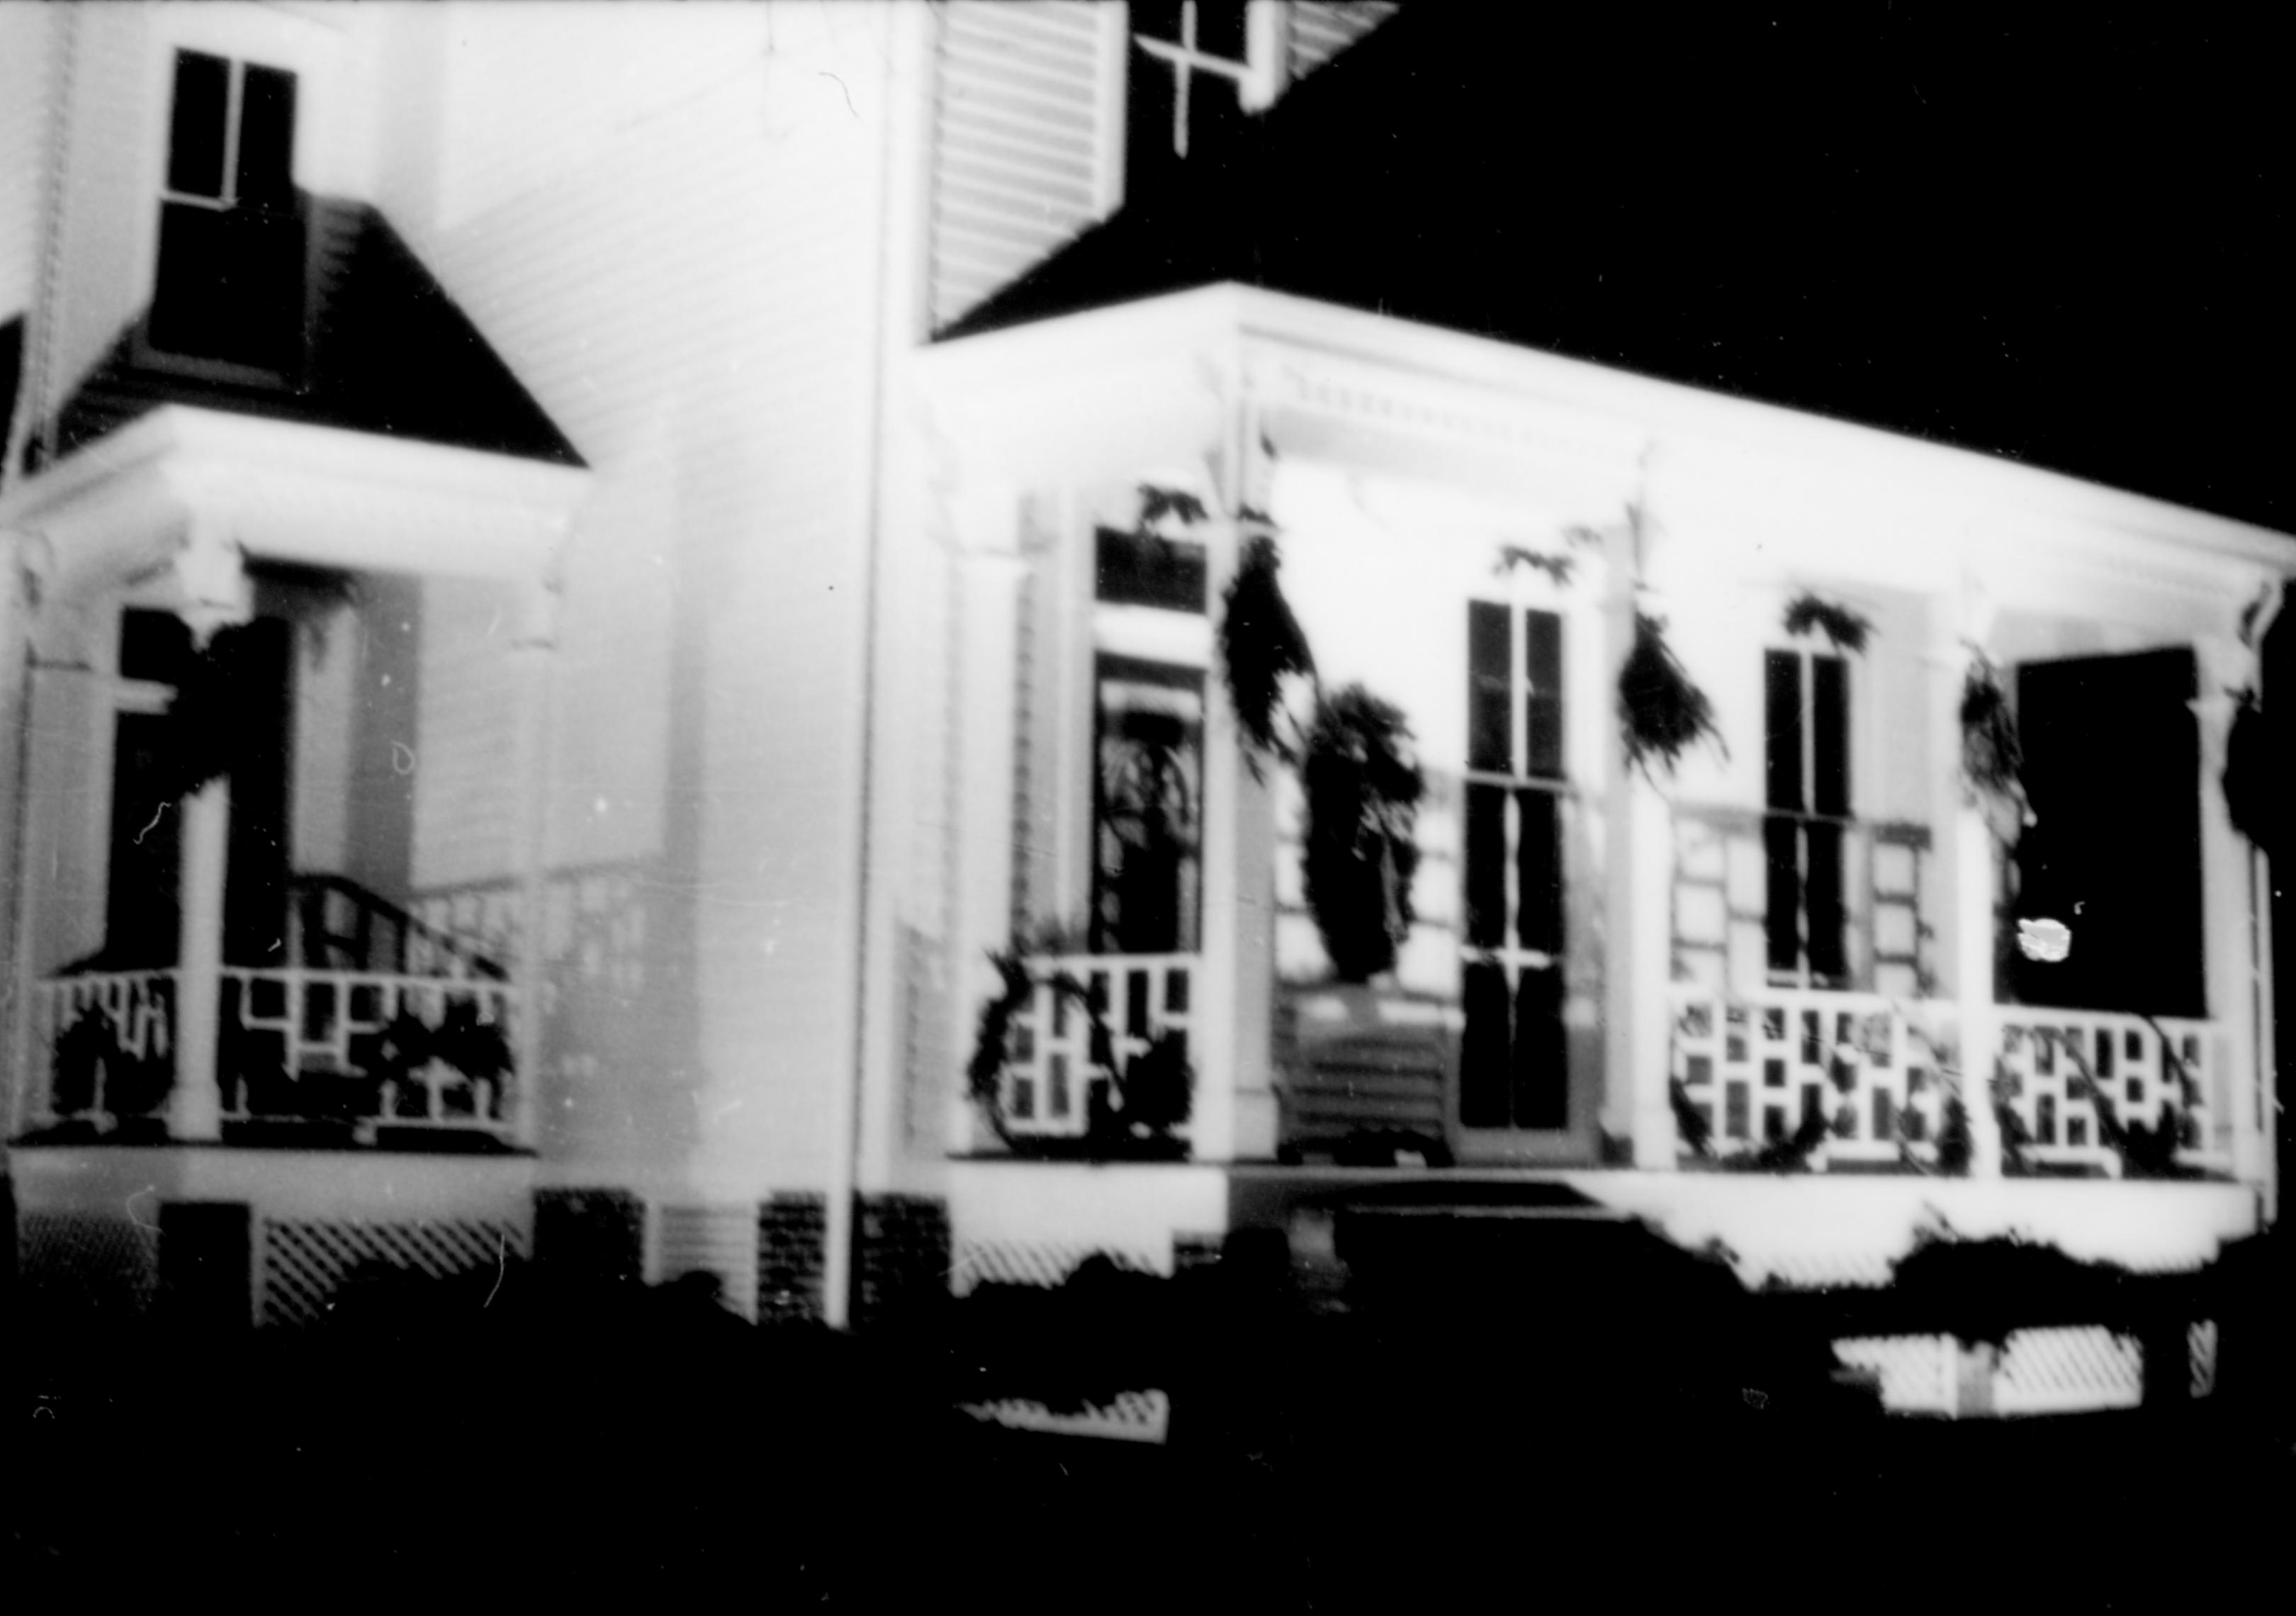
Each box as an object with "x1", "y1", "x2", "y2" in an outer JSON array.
[
  {"x1": 38, "y1": 198, "x2": 583, "y2": 472},
  {"x1": 947, "y1": 8, "x2": 2289, "y2": 534}
]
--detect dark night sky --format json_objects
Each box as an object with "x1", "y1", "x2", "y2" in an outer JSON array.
[{"x1": 964, "y1": 4, "x2": 2291, "y2": 534}]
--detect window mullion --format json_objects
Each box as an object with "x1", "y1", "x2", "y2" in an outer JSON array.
[{"x1": 222, "y1": 61, "x2": 244, "y2": 209}]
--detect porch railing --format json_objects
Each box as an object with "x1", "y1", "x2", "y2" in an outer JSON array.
[
  {"x1": 1993, "y1": 1007, "x2": 2224, "y2": 1177},
  {"x1": 32, "y1": 966, "x2": 517, "y2": 1140},
  {"x1": 32, "y1": 969, "x2": 180, "y2": 1127},
  {"x1": 1000, "y1": 953, "x2": 1195, "y2": 1141},
  {"x1": 1670, "y1": 985, "x2": 1947, "y2": 1166},
  {"x1": 1671, "y1": 983, "x2": 2225, "y2": 1174}
]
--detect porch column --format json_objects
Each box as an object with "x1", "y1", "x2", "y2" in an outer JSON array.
[
  {"x1": 1194, "y1": 514, "x2": 1242, "y2": 1165},
  {"x1": 1608, "y1": 567, "x2": 1676, "y2": 1169},
  {"x1": 507, "y1": 580, "x2": 561, "y2": 1150},
  {"x1": 170, "y1": 544, "x2": 253, "y2": 1144},
  {"x1": 1, "y1": 534, "x2": 38, "y2": 1136},
  {"x1": 2195, "y1": 632, "x2": 2263, "y2": 1184},
  {"x1": 952, "y1": 545, "x2": 1027, "y2": 1155},
  {"x1": 1930, "y1": 593, "x2": 2001, "y2": 1179}
]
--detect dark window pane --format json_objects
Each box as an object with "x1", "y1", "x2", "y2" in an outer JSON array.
[
  {"x1": 1514, "y1": 788, "x2": 1562, "y2": 954},
  {"x1": 235, "y1": 65, "x2": 297, "y2": 209},
  {"x1": 1185, "y1": 69, "x2": 1244, "y2": 162},
  {"x1": 1804, "y1": 821, "x2": 1846, "y2": 983},
  {"x1": 1813, "y1": 655, "x2": 1850, "y2": 817},
  {"x1": 120, "y1": 608, "x2": 194, "y2": 685},
  {"x1": 168, "y1": 51, "x2": 229, "y2": 198},
  {"x1": 1724, "y1": 1082, "x2": 1749, "y2": 1140},
  {"x1": 1467, "y1": 601, "x2": 1509, "y2": 773},
  {"x1": 1126, "y1": 38, "x2": 1180, "y2": 198},
  {"x1": 1872, "y1": 1089, "x2": 1894, "y2": 1140},
  {"x1": 1463, "y1": 783, "x2": 1506, "y2": 948},
  {"x1": 1765, "y1": 649, "x2": 1803, "y2": 812},
  {"x1": 1460, "y1": 961, "x2": 1509, "y2": 1128},
  {"x1": 150, "y1": 201, "x2": 305, "y2": 372},
  {"x1": 1763, "y1": 815, "x2": 1801, "y2": 972},
  {"x1": 1524, "y1": 610, "x2": 1563, "y2": 779},
  {"x1": 1191, "y1": 0, "x2": 1248, "y2": 59},
  {"x1": 1095, "y1": 527, "x2": 1206, "y2": 611},
  {"x1": 2037, "y1": 1094, "x2": 2057, "y2": 1145},
  {"x1": 106, "y1": 713, "x2": 182, "y2": 966},
  {"x1": 1511, "y1": 966, "x2": 1566, "y2": 1129},
  {"x1": 1132, "y1": 0, "x2": 1184, "y2": 42}
]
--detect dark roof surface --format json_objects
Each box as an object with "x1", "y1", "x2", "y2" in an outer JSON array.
[
  {"x1": 949, "y1": 6, "x2": 2290, "y2": 533},
  {"x1": 41, "y1": 197, "x2": 583, "y2": 471}
]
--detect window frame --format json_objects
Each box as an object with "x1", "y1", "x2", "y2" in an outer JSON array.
[{"x1": 1762, "y1": 639, "x2": 1855, "y2": 991}]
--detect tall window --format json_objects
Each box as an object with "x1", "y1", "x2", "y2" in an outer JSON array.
[
  {"x1": 1127, "y1": 1, "x2": 1254, "y2": 201},
  {"x1": 1460, "y1": 602, "x2": 1568, "y2": 1130},
  {"x1": 149, "y1": 49, "x2": 305, "y2": 374},
  {"x1": 1763, "y1": 646, "x2": 1850, "y2": 987}
]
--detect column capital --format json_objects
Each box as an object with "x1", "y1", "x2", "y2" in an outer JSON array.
[{"x1": 174, "y1": 522, "x2": 251, "y2": 646}]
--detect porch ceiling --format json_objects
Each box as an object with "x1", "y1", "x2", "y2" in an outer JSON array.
[{"x1": 1, "y1": 403, "x2": 589, "y2": 616}]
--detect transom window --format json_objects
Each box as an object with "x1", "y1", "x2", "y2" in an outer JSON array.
[
  {"x1": 1460, "y1": 601, "x2": 1568, "y2": 1131},
  {"x1": 1763, "y1": 644, "x2": 1850, "y2": 987},
  {"x1": 150, "y1": 49, "x2": 305, "y2": 374}
]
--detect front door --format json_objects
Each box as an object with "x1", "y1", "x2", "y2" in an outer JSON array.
[{"x1": 2010, "y1": 647, "x2": 2204, "y2": 1016}]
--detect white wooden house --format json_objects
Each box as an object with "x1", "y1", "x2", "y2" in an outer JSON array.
[{"x1": 1, "y1": 4, "x2": 2279, "y2": 1410}]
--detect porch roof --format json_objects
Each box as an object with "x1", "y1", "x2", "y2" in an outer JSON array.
[
  {"x1": 942, "y1": 9, "x2": 2288, "y2": 534},
  {"x1": 31, "y1": 198, "x2": 583, "y2": 474}
]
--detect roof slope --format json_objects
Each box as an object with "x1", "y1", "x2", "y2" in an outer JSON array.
[
  {"x1": 40, "y1": 198, "x2": 583, "y2": 471},
  {"x1": 948, "y1": 7, "x2": 2289, "y2": 532}
]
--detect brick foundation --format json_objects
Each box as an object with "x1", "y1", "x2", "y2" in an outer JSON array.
[
  {"x1": 853, "y1": 1193, "x2": 950, "y2": 1330},
  {"x1": 532, "y1": 1188, "x2": 646, "y2": 1290},
  {"x1": 757, "y1": 1193, "x2": 827, "y2": 1325}
]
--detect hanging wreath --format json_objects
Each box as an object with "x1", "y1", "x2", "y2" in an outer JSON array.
[
  {"x1": 1782, "y1": 592, "x2": 1872, "y2": 653},
  {"x1": 1619, "y1": 610, "x2": 1725, "y2": 778},
  {"x1": 1218, "y1": 527, "x2": 1316, "y2": 773}
]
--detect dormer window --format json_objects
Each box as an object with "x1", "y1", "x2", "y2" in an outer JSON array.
[
  {"x1": 1127, "y1": 1, "x2": 1260, "y2": 201},
  {"x1": 148, "y1": 48, "x2": 305, "y2": 376}
]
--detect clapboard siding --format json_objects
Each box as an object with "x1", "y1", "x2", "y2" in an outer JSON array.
[
  {"x1": 928, "y1": 1, "x2": 1113, "y2": 331},
  {"x1": 410, "y1": 23, "x2": 890, "y2": 1188}
]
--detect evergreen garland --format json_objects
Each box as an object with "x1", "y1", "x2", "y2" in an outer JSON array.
[
  {"x1": 1218, "y1": 532, "x2": 1317, "y2": 774},
  {"x1": 1782, "y1": 592, "x2": 1872, "y2": 653},
  {"x1": 1669, "y1": 1077, "x2": 1713, "y2": 1157},
  {"x1": 1619, "y1": 610, "x2": 1725, "y2": 778},
  {"x1": 2222, "y1": 688, "x2": 2275, "y2": 853},
  {"x1": 1959, "y1": 652, "x2": 2030, "y2": 827}
]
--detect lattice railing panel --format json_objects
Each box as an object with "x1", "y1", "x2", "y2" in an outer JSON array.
[
  {"x1": 1993, "y1": 1326, "x2": 2142, "y2": 1415},
  {"x1": 259, "y1": 1218, "x2": 525, "y2": 1328},
  {"x1": 1672, "y1": 987, "x2": 1943, "y2": 1167},
  {"x1": 33, "y1": 970, "x2": 179, "y2": 1127},
  {"x1": 1001, "y1": 953, "x2": 1195, "y2": 1140},
  {"x1": 1993, "y1": 1011, "x2": 2223, "y2": 1175}
]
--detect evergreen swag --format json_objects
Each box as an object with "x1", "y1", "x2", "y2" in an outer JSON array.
[
  {"x1": 1218, "y1": 527, "x2": 1316, "y2": 773},
  {"x1": 1959, "y1": 651, "x2": 2030, "y2": 828},
  {"x1": 1619, "y1": 610, "x2": 1724, "y2": 778},
  {"x1": 1301, "y1": 686, "x2": 1425, "y2": 982},
  {"x1": 1782, "y1": 593, "x2": 1872, "y2": 653}
]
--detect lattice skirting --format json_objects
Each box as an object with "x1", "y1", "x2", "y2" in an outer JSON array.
[
  {"x1": 960, "y1": 1389, "x2": 1171, "y2": 1444},
  {"x1": 950, "y1": 1238, "x2": 1169, "y2": 1295},
  {"x1": 259, "y1": 1218, "x2": 527, "y2": 1328},
  {"x1": 2188, "y1": 1318, "x2": 2217, "y2": 1399},
  {"x1": 648, "y1": 1203, "x2": 761, "y2": 1322},
  {"x1": 1835, "y1": 1327, "x2": 2151, "y2": 1416},
  {"x1": 18, "y1": 1211, "x2": 160, "y2": 1318}
]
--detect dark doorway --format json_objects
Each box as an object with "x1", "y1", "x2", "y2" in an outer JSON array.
[
  {"x1": 106, "y1": 711, "x2": 184, "y2": 967},
  {"x1": 2010, "y1": 647, "x2": 2203, "y2": 1016}
]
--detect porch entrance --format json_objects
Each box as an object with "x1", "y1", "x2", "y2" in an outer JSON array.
[{"x1": 2009, "y1": 647, "x2": 2203, "y2": 1016}]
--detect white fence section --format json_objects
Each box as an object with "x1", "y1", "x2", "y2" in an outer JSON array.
[
  {"x1": 961, "y1": 1390, "x2": 1172, "y2": 1444},
  {"x1": 1670, "y1": 987, "x2": 1944, "y2": 1165},
  {"x1": 1993, "y1": 1009, "x2": 2224, "y2": 1176},
  {"x1": 1833, "y1": 1335, "x2": 1956, "y2": 1415},
  {"x1": 999, "y1": 951, "x2": 1195, "y2": 1140},
  {"x1": 1992, "y1": 1327, "x2": 2144, "y2": 1415}
]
